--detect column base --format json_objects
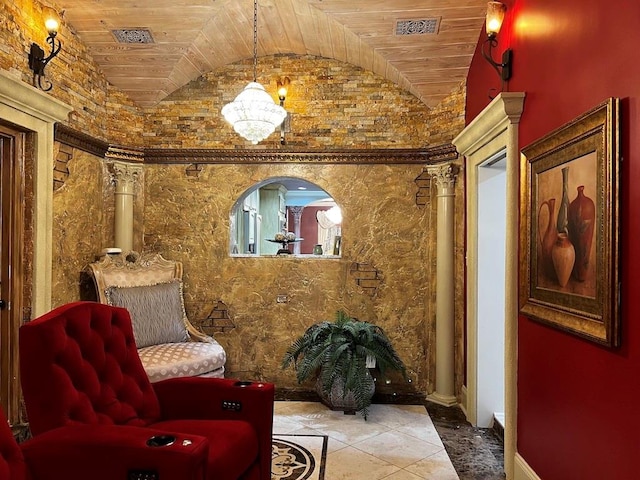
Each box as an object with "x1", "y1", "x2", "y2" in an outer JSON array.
[{"x1": 427, "y1": 392, "x2": 458, "y2": 407}]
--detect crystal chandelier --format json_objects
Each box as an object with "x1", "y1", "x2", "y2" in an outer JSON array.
[{"x1": 221, "y1": 0, "x2": 287, "y2": 144}]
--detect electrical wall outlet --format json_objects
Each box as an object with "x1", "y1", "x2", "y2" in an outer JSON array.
[{"x1": 276, "y1": 295, "x2": 288, "y2": 303}]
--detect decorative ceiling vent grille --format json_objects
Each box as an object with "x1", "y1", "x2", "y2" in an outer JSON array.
[
  {"x1": 395, "y1": 18, "x2": 440, "y2": 35},
  {"x1": 112, "y1": 29, "x2": 154, "y2": 44}
]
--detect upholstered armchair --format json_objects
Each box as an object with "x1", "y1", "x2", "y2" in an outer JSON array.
[
  {"x1": 19, "y1": 301, "x2": 274, "y2": 480},
  {"x1": 0, "y1": 406, "x2": 29, "y2": 479},
  {"x1": 86, "y1": 251, "x2": 226, "y2": 382}
]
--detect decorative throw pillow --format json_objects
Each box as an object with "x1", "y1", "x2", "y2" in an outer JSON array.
[{"x1": 105, "y1": 280, "x2": 189, "y2": 348}]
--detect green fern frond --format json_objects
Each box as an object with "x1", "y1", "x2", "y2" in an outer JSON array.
[{"x1": 282, "y1": 310, "x2": 408, "y2": 419}]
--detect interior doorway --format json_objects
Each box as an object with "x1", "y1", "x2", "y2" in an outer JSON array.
[
  {"x1": 477, "y1": 152, "x2": 506, "y2": 428},
  {"x1": 452, "y1": 92, "x2": 524, "y2": 479}
]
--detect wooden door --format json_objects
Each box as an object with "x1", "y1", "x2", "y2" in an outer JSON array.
[{"x1": 0, "y1": 124, "x2": 25, "y2": 424}]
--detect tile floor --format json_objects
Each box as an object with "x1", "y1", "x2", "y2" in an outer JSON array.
[
  {"x1": 273, "y1": 401, "x2": 461, "y2": 480},
  {"x1": 425, "y1": 402, "x2": 505, "y2": 480}
]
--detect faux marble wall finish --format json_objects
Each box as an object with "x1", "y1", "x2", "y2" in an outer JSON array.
[
  {"x1": 143, "y1": 163, "x2": 436, "y2": 393},
  {"x1": 51, "y1": 147, "x2": 112, "y2": 307}
]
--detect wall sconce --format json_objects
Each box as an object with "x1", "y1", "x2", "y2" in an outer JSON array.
[
  {"x1": 28, "y1": 11, "x2": 62, "y2": 91},
  {"x1": 482, "y1": 1, "x2": 512, "y2": 85},
  {"x1": 277, "y1": 76, "x2": 291, "y2": 145}
]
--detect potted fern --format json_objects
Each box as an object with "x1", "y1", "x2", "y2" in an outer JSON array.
[{"x1": 282, "y1": 310, "x2": 407, "y2": 419}]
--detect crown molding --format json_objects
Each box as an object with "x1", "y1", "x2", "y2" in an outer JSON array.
[
  {"x1": 144, "y1": 144, "x2": 458, "y2": 165},
  {"x1": 53, "y1": 125, "x2": 458, "y2": 165},
  {"x1": 54, "y1": 124, "x2": 109, "y2": 158}
]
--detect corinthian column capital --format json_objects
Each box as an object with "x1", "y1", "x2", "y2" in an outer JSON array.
[
  {"x1": 110, "y1": 161, "x2": 142, "y2": 193},
  {"x1": 289, "y1": 206, "x2": 304, "y2": 221},
  {"x1": 425, "y1": 163, "x2": 459, "y2": 192}
]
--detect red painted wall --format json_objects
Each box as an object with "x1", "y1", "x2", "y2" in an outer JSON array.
[
  {"x1": 465, "y1": 0, "x2": 640, "y2": 478},
  {"x1": 287, "y1": 207, "x2": 328, "y2": 254}
]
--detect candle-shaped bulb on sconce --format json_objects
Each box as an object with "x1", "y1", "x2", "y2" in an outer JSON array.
[
  {"x1": 486, "y1": 1, "x2": 506, "y2": 37},
  {"x1": 277, "y1": 76, "x2": 290, "y2": 102},
  {"x1": 45, "y1": 17, "x2": 59, "y2": 35}
]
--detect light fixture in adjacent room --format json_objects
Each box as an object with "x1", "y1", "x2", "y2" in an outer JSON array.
[
  {"x1": 482, "y1": 1, "x2": 512, "y2": 84},
  {"x1": 28, "y1": 9, "x2": 62, "y2": 91},
  {"x1": 277, "y1": 76, "x2": 291, "y2": 145},
  {"x1": 221, "y1": 0, "x2": 287, "y2": 144}
]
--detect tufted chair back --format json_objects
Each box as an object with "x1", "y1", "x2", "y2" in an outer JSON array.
[
  {"x1": 19, "y1": 302, "x2": 162, "y2": 436},
  {"x1": 0, "y1": 407, "x2": 28, "y2": 480}
]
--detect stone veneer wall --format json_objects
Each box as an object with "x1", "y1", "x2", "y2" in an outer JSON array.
[
  {"x1": 143, "y1": 54, "x2": 464, "y2": 149},
  {"x1": 0, "y1": 0, "x2": 144, "y2": 144},
  {"x1": 141, "y1": 57, "x2": 466, "y2": 395}
]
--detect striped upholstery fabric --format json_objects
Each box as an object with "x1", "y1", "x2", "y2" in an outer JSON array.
[{"x1": 105, "y1": 280, "x2": 189, "y2": 348}]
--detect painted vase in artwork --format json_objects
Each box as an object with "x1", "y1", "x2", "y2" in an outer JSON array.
[
  {"x1": 568, "y1": 185, "x2": 595, "y2": 282},
  {"x1": 556, "y1": 166, "x2": 570, "y2": 234},
  {"x1": 551, "y1": 233, "x2": 575, "y2": 288},
  {"x1": 538, "y1": 198, "x2": 557, "y2": 280}
]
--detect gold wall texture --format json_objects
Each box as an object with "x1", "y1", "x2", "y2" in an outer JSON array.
[
  {"x1": 3, "y1": 0, "x2": 466, "y2": 399},
  {"x1": 143, "y1": 162, "x2": 436, "y2": 393}
]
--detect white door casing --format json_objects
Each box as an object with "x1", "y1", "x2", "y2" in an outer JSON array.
[{"x1": 452, "y1": 92, "x2": 525, "y2": 480}]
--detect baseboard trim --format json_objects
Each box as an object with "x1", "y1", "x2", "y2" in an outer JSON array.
[
  {"x1": 514, "y1": 453, "x2": 541, "y2": 480},
  {"x1": 460, "y1": 385, "x2": 468, "y2": 418},
  {"x1": 426, "y1": 392, "x2": 458, "y2": 407}
]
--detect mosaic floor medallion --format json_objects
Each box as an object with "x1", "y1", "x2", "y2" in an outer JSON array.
[{"x1": 272, "y1": 435, "x2": 327, "y2": 480}]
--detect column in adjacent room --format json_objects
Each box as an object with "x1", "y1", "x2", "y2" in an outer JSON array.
[
  {"x1": 289, "y1": 206, "x2": 304, "y2": 254},
  {"x1": 110, "y1": 159, "x2": 142, "y2": 252},
  {"x1": 426, "y1": 163, "x2": 459, "y2": 407}
]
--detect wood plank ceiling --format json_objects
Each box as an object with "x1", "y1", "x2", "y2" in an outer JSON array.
[{"x1": 56, "y1": 0, "x2": 487, "y2": 108}]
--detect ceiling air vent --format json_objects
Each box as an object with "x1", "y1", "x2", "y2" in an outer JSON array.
[
  {"x1": 112, "y1": 29, "x2": 154, "y2": 44},
  {"x1": 395, "y1": 18, "x2": 440, "y2": 36}
]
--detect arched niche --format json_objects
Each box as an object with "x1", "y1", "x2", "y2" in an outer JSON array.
[{"x1": 229, "y1": 177, "x2": 342, "y2": 257}]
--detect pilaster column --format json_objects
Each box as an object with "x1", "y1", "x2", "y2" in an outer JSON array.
[
  {"x1": 289, "y1": 206, "x2": 304, "y2": 254},
  {"x1": 426, "y1": 163, "x2": 459, "y2": 407},
  {"x1": 110, "y1": 160, "x2": 142, "y2": 252}
]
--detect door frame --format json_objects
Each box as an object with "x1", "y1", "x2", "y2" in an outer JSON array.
[
  {"x1": 0, "y1": 72, "x2": 71, "y2": 422},
  {"x1": 452, "y1": 92, "x2": 525, "y2": 480},
  {"x1": 0, "y1": 72, "x2": 71, "y2": 318}
]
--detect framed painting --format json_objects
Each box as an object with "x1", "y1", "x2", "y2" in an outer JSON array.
[{"x1": 519, "y1": 98, "x2": 621, "y2": 347}]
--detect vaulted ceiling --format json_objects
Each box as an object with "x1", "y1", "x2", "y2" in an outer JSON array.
[{"x1": 57, "y1": 0, "x2": 486, "y2": 108}]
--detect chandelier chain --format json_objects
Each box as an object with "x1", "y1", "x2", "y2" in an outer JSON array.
[
  {"x1": 253, "y1": 0, "x2": 258, "y2": 82},
  {"x1": 221, "y1": 0, "x2": 287, "y2": 144}
]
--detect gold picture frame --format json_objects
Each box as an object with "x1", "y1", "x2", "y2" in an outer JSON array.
[{"x1": 520, "y1": 98, "x2": 621, "y2": 347}]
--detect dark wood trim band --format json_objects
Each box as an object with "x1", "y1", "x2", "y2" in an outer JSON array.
[
  {"x1": 52, "y1": 124, "x2": 459, "y2": 166},
  {"x1": 54, "y1": 124, "x2": 110, "y2": 158},
  {"x1": 144, "y1": 144, "x2": 458, "y2": 165}
]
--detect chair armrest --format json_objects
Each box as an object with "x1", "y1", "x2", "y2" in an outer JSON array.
[
  {"x1": 153, "y1": 376, "x2": 275, "y2": 480},
  {"x1": 153, "y1": 377, "x2": 274, "y2": 421},
  {"x1": 20, "y1": 424, "x2": 208, "y2": 480}
]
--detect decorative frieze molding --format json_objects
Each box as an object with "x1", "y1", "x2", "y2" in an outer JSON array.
[
  {"x1": 54, "y1": 124, "x2": 109, "y2": 158},
  {"x1": 144, "y1": 144, "x2": 458, "y2": 165},
  {"x1": 52, "y1": 124, "x2": 459, "y2": 167},
  {"x1": 106, "y1": 145, "x2": 145, "y2": 163}
]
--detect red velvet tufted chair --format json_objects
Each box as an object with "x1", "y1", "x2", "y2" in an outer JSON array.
[
  {"x1": 19, "y1": 302, "x2": 274, "y2": 480},
  {"x1": 0, "y1": 406, "x2": 29, "y2": 480}
]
